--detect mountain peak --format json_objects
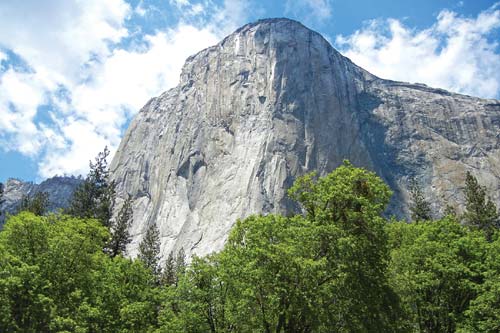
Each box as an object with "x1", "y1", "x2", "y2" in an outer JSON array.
[
  {"x1": 111, "y1": 19, "x2": 500, "y2": 259},
  {"x1": 232, "y1": 17, "x2": 308, "y2": 33}
]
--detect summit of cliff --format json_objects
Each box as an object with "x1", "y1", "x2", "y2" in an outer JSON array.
[{"x1": 110, "y1": 18, "x2": 500, "y2": 259}]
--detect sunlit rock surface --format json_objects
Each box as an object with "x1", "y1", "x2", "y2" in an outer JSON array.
[{"x1": 110, "y1": 18, "x2": 500, "y2": 259}]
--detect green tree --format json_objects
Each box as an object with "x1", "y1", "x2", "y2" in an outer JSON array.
[
  {"x1": 0, "y1": 212, "x2": 159, "y2": 332},
  {"x1": 0, "y1": 182, "x2": 4, "y2": 218},
  {"x1": 463, "y1": 230, "x2": 500, "y2": 331},
  {"x1": 0, "y1": 212, "x2": 108, "y2": 331},
  {"x1": 176, "y1": 248, "x2": 186, "y2": 276},
  {"x1": 287, "y1": 161, "x2": 402, "y2": 331},
  {"x1": 463, "y1": 171, "x2": 499, "y2": 240},
  {"x1": 17, "y1": 191, "x2": 50, "y2": 216},
  {"x1": 160, "y1": 161, "x2": 403, "y2": 332},
  {"x1": 68, "y1": 146, "x2": 116, "y2": 227},
  {"x1": 408, "y1": 178, "x2": 432, "y2": 221},
  {"x1": 386, "y1": 218, "x2": 488, "y2": 332},
  {"x1": 138, "y1": 222, "x2": 161, "y2": 280},
  {"x1": 161, "y1": 249, "x2": 185, "y2": 286},
  {"x1": 106, "y1": 196, "x2": 133, "y2": 257},
  {"x1": 161, "y1": 251, "x2": 177, "y2": 286},
  {"x1": 159, "y1": 255, "x2": 229, "y2": 333}
]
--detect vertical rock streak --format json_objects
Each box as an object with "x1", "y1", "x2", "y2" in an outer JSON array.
[{"x1": 110, "y1": 19, "x2": 500, "y2": 258}]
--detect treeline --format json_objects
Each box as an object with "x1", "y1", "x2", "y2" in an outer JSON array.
[{"x1": 0, "y1": 157, "x2": 499, "y2": 332}]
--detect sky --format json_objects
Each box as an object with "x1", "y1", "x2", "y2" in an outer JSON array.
[{"x1": 0, "y1": 0, "x2": 499, "y2": 183}]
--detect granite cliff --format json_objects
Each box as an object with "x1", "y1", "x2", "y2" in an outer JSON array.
[{"x1": 110, "y1": 18, "x2": 500, "y2": 258}]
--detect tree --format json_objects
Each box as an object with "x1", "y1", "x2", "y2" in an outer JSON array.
[
  {"x1": 176, "y1": 248, "x2": 186, "y2": 276},
  {"x1": 408, "y1": 178, "x2": 432, "y2": 221},
  {"x1": 161, "y1": 249, "x2": 186, "y2": 286},
  {"x1": 287, "y1": 161, "x2": 402, "y2": 331},
  {"x1": 0, "y1": 212, "x2": 159, "y2": 332},
  {"x1": 138, "y1": 223, "x2": 161, "y2": 280},
  {"x1": 386, "y1": 218, "x2": 488, "y2": 332},
  {"x1": 160, "y1": 161, "x2": 404, "y2": 332},
  {"x1": 68, "y1": 147, "x2": 116, "y2": 227},
  {"x1": 161, "y1": 252, "x2": 177, "y2": 286},
  {"x1": 106, "y1": 196, "x2": 133, "y2": 257},
  {"x1": 464, "y1": 232, "x2": 500, "y2": 331},
  {"x1": 463, "y1": 171, "x2": 499, "y2": 240},
  {"x1": 17, "y1": 191, "x2": 50, "y2": 216},
  {"x1": 0, "y1": 212, "x2": 108, "y2": 331},
  {"x1": 0, "y1": 182, "x2": 4, "y2": 218}
]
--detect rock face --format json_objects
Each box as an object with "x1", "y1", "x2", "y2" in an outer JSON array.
[
  {"x1": 110, "y1": 18, "x2": 500, "y2": 259},
  {"x1": 0, "y1": 176, "x2": 82, "y2": 223}
]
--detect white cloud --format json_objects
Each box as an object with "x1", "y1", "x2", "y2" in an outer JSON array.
[
  {"x1": 336, "y1": 5, "x2": 500, "y2": 98},
  {"x1": 0, "y1": 0, "x2": 130, "y2": 85},
  {"x1": 170, "y1": 0, "x2": 191, "y2": 8},
  {"x1": 0, "y1": 0, "x2": 131, "y2": 177},
  {"x1": 285, "y1": 0, "x2": 333, "y2": 23},
  {"x1": 0, "y1": 0, "x2": 250, "y2": 179},
  {"x1": 0, "y1": 69, "x2": 46, "y2": 155},
  {"x1": 38, "y1": 24, "x2": 219, "y2": 177}
]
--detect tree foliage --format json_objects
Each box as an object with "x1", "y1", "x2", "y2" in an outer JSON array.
[
  {"x1": 463, "y1": 171, "x2": 499, "y2": 240},
  {"x1": 106, "y1": 196, "x2": 133, "y2": 257},
  {"x1": 67, "y1": 147, "x2": 115, "y2": 227},
  {"x1": 2, "y1": 161, "x2": 500, "y2": 332},
  {"x1": 0, "y1": 182, "x2": 4, "y2": 218},
  {"x1": 386, "y1": 217, "x2": 488, "y2": 332},
  {"x1": 18, "y1": 191, "x2": 50, "y2": 216},
  {"x1": 138, "y1": 222, "x2": 161, "y2": 280},
  {"x1": 0, "y1": 212, "x2": 158, "y2": 332},
  {"x1": 408, "y1": 178, "x2": 432, "y2": 221},
  {"x1": 160, "y1": 161, "x2": 403, "y2": 332}
]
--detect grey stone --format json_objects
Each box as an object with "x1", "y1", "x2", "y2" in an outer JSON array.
[
  {"x1": 110, "y1": 18, "x2": 500, "y2": 259},
  {"x1": 0, "y1": 176, "x2": 82, "y2": 223}
]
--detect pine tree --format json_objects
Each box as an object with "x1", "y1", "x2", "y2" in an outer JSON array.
[
  {"x1": 409, "y1": 178, "x2": 432, "y2": 221},
  {"x1": 68, "y1": 147, "x2": 115, "y2": 227},
  {"x1": 18, "y1": 191, "x2": 50, "y2": 216},
  {"x1": 0, "y1": 182, "x2": 4, "y2": 214},
  {"x1": 161, "y1": 251, "x2": 176, "y2": 286},
  {"x1": 0, "y1": 182, "x2": 4, "y2": 219},
  {"x1": 175, "y1": 247, "x2": 186, "y2": 276},
  {"x1": 463, "y1": 171, "x2": 499, "y2": 240},
  {"x1": 106, "y1": 196, "x2": 133, "y2": 257},
  {"x1": 138, "y1": 223, "x2": 161, "y2": 279}
]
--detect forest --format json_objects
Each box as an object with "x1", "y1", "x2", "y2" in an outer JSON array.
[{"x1": 0, "y1": 153, "x2": 499, "y2": 332}]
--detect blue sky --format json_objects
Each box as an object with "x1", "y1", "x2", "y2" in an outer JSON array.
[{"x1": 1, "y1": 0, "x2": 499, "y2": 183}]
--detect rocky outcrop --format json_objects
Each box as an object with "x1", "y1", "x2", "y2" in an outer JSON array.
[
  {"x1": 0, "y1": 176, "x2": 82, "y2": 223},
  {"x1": 110, "y1": 18, "x2": 500, "y2": 259}
]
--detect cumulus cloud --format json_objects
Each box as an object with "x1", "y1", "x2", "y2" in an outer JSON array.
[
  {"x1": 38, "y1": 24, "x2": 219, "y2": 177},
  {"x1": 0, "y1": 0, "x2": 247, "y2": 179},
  {"x1": 0, "y1": 69, "x2": 45, "y2": 155},
  {"x1": 335, "y1": 5, "x2": 500, "y2": 98},
  {"x1": 0, "y1": 0, "x2": 130, "y2": 85}
]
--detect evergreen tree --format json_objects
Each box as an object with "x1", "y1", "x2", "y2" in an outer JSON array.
[
  {"x1": 175, "y1": 247, "x2": 186, "y2": 276},
  {"x1": 0, "y1": 182, "x2": 4, "y2": 218},
  {"x1": 106, "y1": 196, "x2": 133, "y2": 257},
  {"x1": 463, "y1": 171, "x2": 499, "y2": 240},
  {"x1": 68, "y1": 147, "x2": 115, "y2": 227},
  {"x1": 18, "y1": 191, "x2": 50, "y2": 216},
  {"x1": 408, "y1": 178, "x2": 432, "y2": 221},
  {"x1": 161, "y1": 251, "x2": 176, "y2": 286},
  {"x1": 161, "y1": 249, "x2": 186, "y2": 286},
  {"x1": 138, "y1": 223, "x2": 161, "y2": 279}
]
